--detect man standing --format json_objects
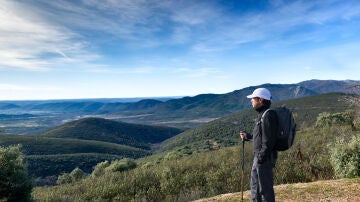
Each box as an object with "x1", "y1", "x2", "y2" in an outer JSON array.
[{"x1": 240, "y1": 88, "x2": 278, "y2": 202}]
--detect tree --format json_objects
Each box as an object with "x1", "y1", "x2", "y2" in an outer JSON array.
[
  {"x1": 57, "y1": 173, "x2": 72, "y2": 185},
  {"x1": 57, "y1": 167, "x2": 86, "y2": 185},
  {"x1": 0, "y1": 145, "x2": 33, "y2": 201},
  {"x1": 91, "y1": 160, "x2": 110, "y2": 177},
  {"x1": 105, "y1": 158, "x2": 137, "y2": 173},
  {"x1": 70, "y1": 167, "x2": 86, "y2": 181}
]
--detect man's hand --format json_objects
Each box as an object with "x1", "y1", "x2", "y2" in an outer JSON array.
[{"x1": 240, "y1": 131, "x2": 247, "y2": 140}]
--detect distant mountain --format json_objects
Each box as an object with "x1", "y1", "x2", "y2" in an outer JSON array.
[
  {"x1": 29, "y1": 102, "x2": 107, "y2": 113},
  {"x1": 129, "y1": 80, "x2": 357, "y2": 122},
  {"x1": 0, "y1": 103, "x2": 20, "y2": 110},
  {"x1": 0, "y1": 113, "x2": 36, "y2": 120},
  {"x1": 124, "y1": 99, "x2": 163, "y2": 110},
  {"x1": 110, "y1": 80, "x2": 356, "y2": 119},
  {"x1": 298, "y1": 79, "x2": 359, "y2": 94},
  {"x1": 1, "y1": 79, "x2": 359, "y2": 133},
  {"x1": 4, "y1": 80, "x2": 357, "y2": 117},
  {"x1": 115, "y1": 83, "x2": 318, "y2": 122},
  {"x1": 40, "y1": 117, "x2": 183, "y2": 149}
]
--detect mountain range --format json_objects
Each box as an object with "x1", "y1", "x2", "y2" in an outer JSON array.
[{"x1": 0, "y1": 79, "x2": 358, "y2": 134}]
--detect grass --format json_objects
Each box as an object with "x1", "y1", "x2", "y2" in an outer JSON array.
[{"x1": 194, "y1": 178, "x2": 360, "y2": 202}]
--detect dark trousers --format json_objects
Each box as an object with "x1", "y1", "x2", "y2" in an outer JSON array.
[{"x1": 250, "y1": 156, "x2": 275, "y2": 202}]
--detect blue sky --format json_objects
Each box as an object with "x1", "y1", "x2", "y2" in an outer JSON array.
[{"x1": 1, "y1": 0, "x2": 360, "y2": 100}]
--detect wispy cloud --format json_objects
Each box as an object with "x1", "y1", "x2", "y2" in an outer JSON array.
[
  {"x1": 0, "y1": 0, "x2": 98, "y2": 71},
  {"x1": 1, "y1": 0, "x2": 360, "y2": 73},
  {"x1": 189, "y1": 0, "x2": 360, "y2": 52}
]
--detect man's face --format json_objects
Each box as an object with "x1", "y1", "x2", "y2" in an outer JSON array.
[{"x1": 251, "y1": 97, "x2": 263, "y2": 109}]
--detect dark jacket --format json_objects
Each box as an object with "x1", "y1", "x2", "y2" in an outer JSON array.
[{"x1": 247, "y1": 105, "x2": 278, "y2": 165}]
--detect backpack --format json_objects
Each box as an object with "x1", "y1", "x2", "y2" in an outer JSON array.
[{"x1": 261, "y1": 106, "x2": 296, "y2": 151}]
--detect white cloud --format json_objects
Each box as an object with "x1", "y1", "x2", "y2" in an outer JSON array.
[
  {"x1": 0, "y1": 0, "x2": 97, "y2": 71},
  {"x1": 189, "y1": 0, "x2": 360, "y2": 52},
  {"x1": 1, "y1": 0, "x2": 360, "y2": 77}
]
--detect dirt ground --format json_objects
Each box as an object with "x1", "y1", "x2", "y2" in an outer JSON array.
[{"x1": 194, "y1": 178, "x2": 360, "y2": 202}]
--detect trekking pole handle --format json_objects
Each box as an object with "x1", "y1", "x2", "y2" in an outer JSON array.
[{"x1": 240, "y1": 131, "x2": 246, "y2": 142}]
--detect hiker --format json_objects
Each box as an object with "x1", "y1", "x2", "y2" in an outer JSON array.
[{"x1": 240, "y1": 88, "x2": 278, "y2": 202}]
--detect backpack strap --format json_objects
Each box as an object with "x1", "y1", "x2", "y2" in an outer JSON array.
[
  {"x1": 257, "y1": 108, "x2": 271, "y2": 136},
  {"x1": 260, "y1": 108, "x2": 271, "y2": 123}
]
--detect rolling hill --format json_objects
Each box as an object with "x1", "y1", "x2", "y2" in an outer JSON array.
[
  {"x1": 40, "y1": 117, "x2": 182, "y2": 149},
  {"x1": 0, "y1": 134, "x2": 149, "y2": 156},
  {"x1": 0, "y1": 134, "x2": 151, "y2": 178}
]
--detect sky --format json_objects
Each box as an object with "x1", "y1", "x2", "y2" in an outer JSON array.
[{"x1": 1, "y1": 0, "x2": 360, "y2": 100}]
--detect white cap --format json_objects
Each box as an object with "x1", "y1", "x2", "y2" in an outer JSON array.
[{"x1": 246, "y1": 88, "x2": 272, "y2": 100}]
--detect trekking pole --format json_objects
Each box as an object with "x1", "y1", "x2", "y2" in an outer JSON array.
[{"x1": 241, "y1": 138, "x2": 245, "y2": 202}]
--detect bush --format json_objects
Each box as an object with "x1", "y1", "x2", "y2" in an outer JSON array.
[
  {"x1": 330, "y1": 135, "x2": 360, "y2": 178},
  {"x1": 105, "y1": 158, "x2": 137, "y2": 173},
  {"x1": 57, "y1": 173, "x2": 72, "y2": 185},
  {"x1": 57, "y1": 167, "x2": 86, "y2": 185},
  {"x1": 70, "y1": 167, "x2": 86, "y2": 181},
  {"x1": 91, "y1": 160, "x2": 110, "y2": 177},
  {"x1": 316, "y1": 110, "x2": 355, "y2": 128},
  {"x1": 0, "y1": 145, "x2": 33, "y2": 201}
]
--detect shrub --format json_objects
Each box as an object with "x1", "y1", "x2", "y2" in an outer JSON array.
[
  {"x1": 91, "y1": 160, "x2": 110, "y2": 177},
  {"x1": 354, "y1": 118, "x2": 360, "y2": 130},
  {"x1": 57, "y1": 173, "x2": 72, "y2": 185},
  {"x1": 70, "y1": 167, "x2": 86, "y2": 181},
  {"x1": 330, "y1": 135, "x2": 360, "y2": 178},
  {"x1": 316, "y1": 110, "x2": 355, "y2": 128},
  {"x1": 105, "y1": 158, "x2": 137, "y2": 173},
  {"x1": 57, "y1": 167, "x2": 86, "y2": 184},
  {"x1": 0, "y1": 145, "x2": 33, "y2": 201}
]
